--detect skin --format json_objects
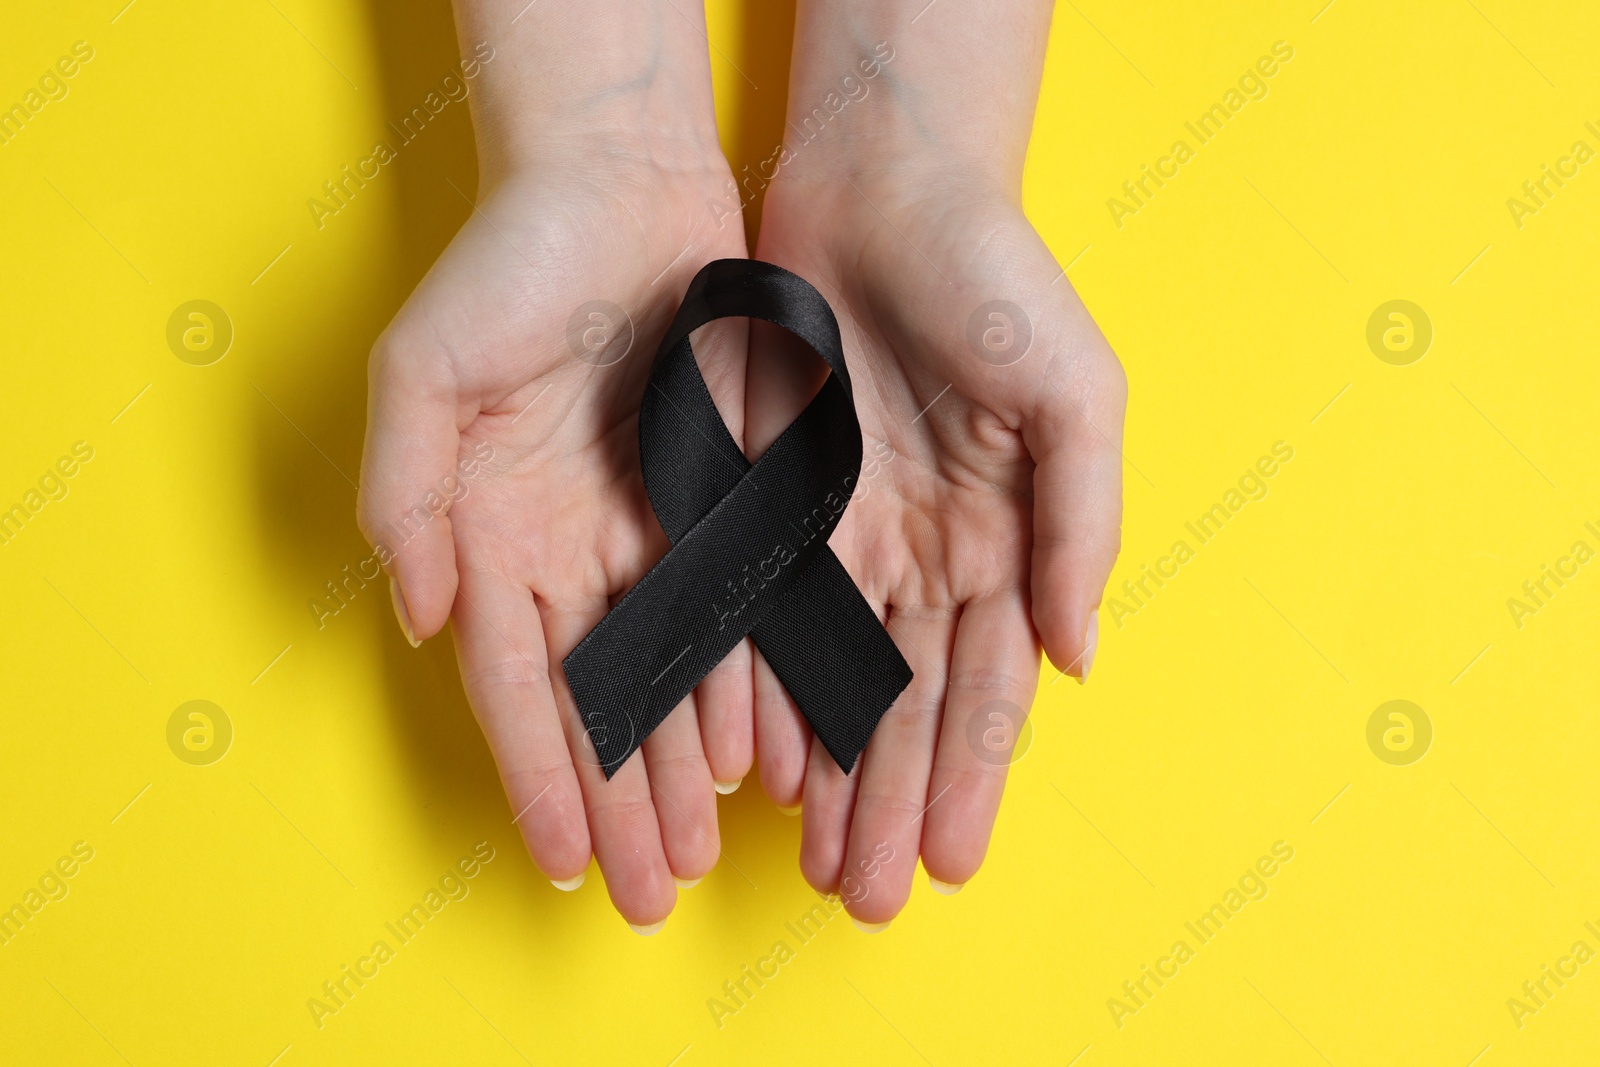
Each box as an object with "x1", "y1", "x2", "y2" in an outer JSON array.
[
  {"x1": 360, "y1": 0, "x2": 1126, "y2": 931},
  {"x1": 748, "y1": 0, "x2": 1126, "y2": 924},
  {"x1": 357, "y1": 0, "x2": 756, "y2": 929}
]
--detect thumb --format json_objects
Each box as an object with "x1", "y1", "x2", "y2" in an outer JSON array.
[
  {"x1": 1023, "y1": 346, "x2": 1126, "y2": 682},
  {"x1": 357, "y1": 334, "x2": 463, "y2": 645}
]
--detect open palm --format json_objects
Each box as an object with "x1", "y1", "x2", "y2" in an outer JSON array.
[
  {"x1": 358, "y1": 162, "x2": 754, "y2": 929},
  {"x1": 747, "y1": 176, "x2": 1127, "y2": 923}
]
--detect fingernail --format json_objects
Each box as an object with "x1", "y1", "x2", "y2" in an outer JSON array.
[
  {"x1": 777, "y1": 804, "x2": 801, "y2": 817},
  {"x1": 1077, "y1": 609, "x2": 1099, "y2": 684},
  {"x1": 389, "y1": 577, "x2": 421, "y2": 648},
  {"x1": 550, "y1": 873, "x2": 585, "y2": 892},
  {"x1": 851, "y1": 918, "x2": 891, "y2": 934},
  {"x1": 714, "y1": 778, "x2": 742, "y2": 795},
  {"x1": 629, "y1": 919, "x2": 666, "y2": 936},
  {"x1": 674, "y1": 876, "x2": 702, "y2": 889},
  {"x1": 929, "y1": 877, "x2": 964, "y2": 895}
]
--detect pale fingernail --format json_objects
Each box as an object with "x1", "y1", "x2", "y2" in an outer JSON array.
[
  {"x1": 629, "y1": 919, "x2": 666, "y2": 936},
  {"x1": 389, "y1": 577, "x2": 420, "y2": 648},
  {"x1": 777, "y1": 804, "x2": 801, "y2": 817},
  {"x1": 852, "y1": 918, "x2": 891, "y2": 934},
  {"x1": 929, "y1": 877, "x2": 964, "y2": 895},
  {"x1": 714, "y1": 779, "x2": 742, "y2": 795},
  {"x1": 1077, "y1": 609, "x2": 1099, "y2": 684},
  {"x1": 550, "y1": 873, "x2": 585, "y2": 892},
  {"x1": 674, "y1": 876, "x2": 702, "y2": 889}
]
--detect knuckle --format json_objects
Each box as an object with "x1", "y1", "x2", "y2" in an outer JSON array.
[
  {"x1": 465, "y1": 654, "x2": 549, "y2": 695},
  {"x1": 505, "y1": 756, "x2": 577, "y2": 799},
  {"x1": 646, "y1": 746, "x2": 711, "y2": 781},
  {"x1": 855, "y1": 789, "x2": 932, "y2": 824},
  {"x1": 588, "y1": 792, "x2": 659, "y2": 835},
  {"x1": 948, "y1": 664, "x2": 1031, "y2": 697},
  {"x1": 882, "y1": 682, "x2": 943, "y2": 731}
]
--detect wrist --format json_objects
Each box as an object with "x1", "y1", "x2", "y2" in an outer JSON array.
[
  {"x1": 451, "y1": 0, "x2": 726, "y2": 187},
  {"x1": 771, "y1": 0, "x2": 1051, "y2": 194},
  {"x1": 472, "y1": 113, "x2": 729, "y2": 198}
]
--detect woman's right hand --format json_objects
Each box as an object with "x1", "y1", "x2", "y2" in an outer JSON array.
[{"x1": 358, "y1": 0, "x2": 756, "y2": 932}]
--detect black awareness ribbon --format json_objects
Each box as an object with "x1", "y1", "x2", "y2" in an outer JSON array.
[{"x1": 562, "y1": 259, "x2": 913, "y2": 779}]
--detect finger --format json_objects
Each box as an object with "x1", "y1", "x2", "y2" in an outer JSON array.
[
  {"x1": 1024, "y1": 340, "x2": 1126, "y2": 680},
  {"x1": 358, "y1": 332, "x2": 463, "y2": 643},
  {"x1": 745, "y1": 314, "x2": 828, "y2": 809},
  {"x1": 838, "y1": 606, "x2": 959, "y2": 926},
  {"x1": 921, "y1": 590, "x2": 1040, "y2": 892},
  {"x1": 797, "y1": 732, "x2": 860, "y2": 895},
  {"x1": 679, "y1": 312, "x2": 755, "y2": 789},
  {"x1": 695, "y1": 638, "x2": 754, "y2": 789},
  {"x1": 753, "y1": 647, "x2": 811, "y2": 809},
  {"x1": 541, "y1": 599, "x2": 677, "y2": 931},
  {"x1": 641, "y1": 695, "x2": 721, "y2": 886},
  {"x1": 451, "y1": 567, "x2": 590, "y2": 886}
]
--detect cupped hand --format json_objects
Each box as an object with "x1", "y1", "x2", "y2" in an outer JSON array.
[
  {"x1": 357, "y1": 157, "x2": 755, "y2": 929},
  {"x1": 747, "y1": 173, "x2": 1127, "y2": 924}
]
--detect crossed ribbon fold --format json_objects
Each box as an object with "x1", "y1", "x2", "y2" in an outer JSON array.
[{"x1": 563, "y1": 259, "x2": 913, "y2": 779}]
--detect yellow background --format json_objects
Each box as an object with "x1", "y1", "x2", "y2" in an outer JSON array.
[{"x1": 3, "y1": 1, "x2": 1597, "y2": 1063}]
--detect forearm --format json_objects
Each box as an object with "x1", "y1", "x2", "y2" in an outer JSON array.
[
  {"x1": 450, "y1": 0, "x2": 725, "y2": 182},
  {"x1": 781, "y1": 0, "x2": 1054, "y2": 191}
]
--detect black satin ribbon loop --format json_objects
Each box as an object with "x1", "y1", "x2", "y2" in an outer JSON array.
[{"x1": 563, "y1": 259, "x2": 913, "y2": 779}]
